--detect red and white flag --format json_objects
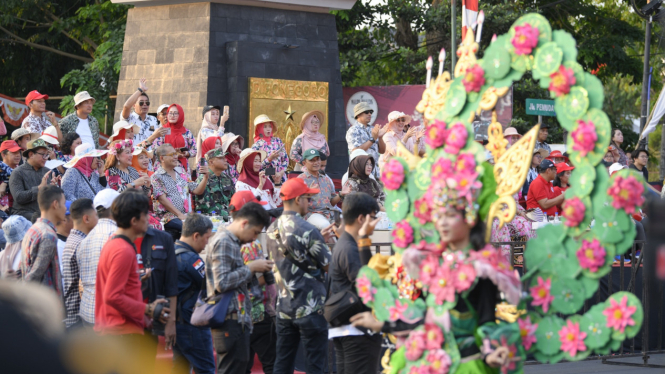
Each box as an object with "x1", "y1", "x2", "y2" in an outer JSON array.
[{"x1": 462, "y1": 0, "x2": 479, "y2": 40}]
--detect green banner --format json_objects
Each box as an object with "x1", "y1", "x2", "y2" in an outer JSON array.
[{"x1": 526, "y1": 99, "x2": 556, "y2": 116}]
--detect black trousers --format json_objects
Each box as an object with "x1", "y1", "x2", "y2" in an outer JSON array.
[
  {"x1": 245, "y1": 313, "x2": 277, "y2": 374},
  {"x1": 332, "y1": 334, "x2": 382, "y2": 374},
  {"x1": 212, "y1": 320, "x2": 251, "y2": 374}
]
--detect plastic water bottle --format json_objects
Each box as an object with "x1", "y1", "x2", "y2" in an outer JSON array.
[{"x1": 554, "y1": 212, "x2": 560, "y2": 223}]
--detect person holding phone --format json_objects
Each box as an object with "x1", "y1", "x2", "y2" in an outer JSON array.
[
  {"x1": 251, "y1": 115, "x2": 288, "y2": 184},
  {"x1": 153, "y1": 104, "x2": 196, "y2": 172},
  {"x1": 235, "y1": 149, "x2": 282, "y2": 210},
  {"x1": 195, "y1": 105, "x2": 229, "y2": 165}
]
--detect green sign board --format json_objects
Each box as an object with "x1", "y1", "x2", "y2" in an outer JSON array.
[{"x1": 526, "y1": 99, "x2": 556, "y2": 116}]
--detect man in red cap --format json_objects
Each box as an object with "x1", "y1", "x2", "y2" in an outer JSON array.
[
  {"x1": 266, "y1": 178, "x2": 333, "y2": 374},
  {"x1": 0, "y1": 141, "x2": 23, "y2": 212},
  {"x1": 21, "y1": 90, "x2": 63, "y2": 141}
]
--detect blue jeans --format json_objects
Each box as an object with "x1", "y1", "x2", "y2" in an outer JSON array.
[
  {"x1": 273, "y1": 312, "x2": 328, "y2": 374},
  {"x1": 172, "y1": 322, "x2": 215, "y2": 374}
]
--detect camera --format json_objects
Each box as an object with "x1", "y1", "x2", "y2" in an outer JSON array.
[{"x1": 151, "y1": 295, "x2": 170, "y2": 336}]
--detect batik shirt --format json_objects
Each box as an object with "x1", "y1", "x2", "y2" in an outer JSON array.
[
  {"x1": 240, "y1": 240, "x2": 277, "y2": 323},
  {"x1": 21, "y1": 218, "x2": 62, "y2": 297},
  {"x1": 151, "y1": 167, "x2": 198, "y2": 223},
  {"x1": 124, "y1": 112, "x2": 160, "y2": 146},
  {"x1": 153, "y1": 129, "x2": 196, "y2": 171},
  {"x1": 105, "y1": 166, "x2": 149, "y2": 194},
  {"x1": 194, "y1": 170, "x2": 234, "y2": 216},
  {"x1": 534, "y1": 140, "x2": 551, "y2": 154},
  {"x1": 62, "y1": 229, "x2": 86, "y2": 327},
  {"x1": 252, "y1": 138, "x2": 288, "y2": 184},
  {"x1": 59, "y1": 113, "x2": 100, "y2": 148},
  {"x1": 289, "y1": 137, "x2": 329, "y2": 164},
  {"x1": 265, "y1": 211, "x2": 331, "y2": 320},
  {"x1": 346, "y1": 120, "x2": 380, "y2": 178},
  {"x1": 298, "y1": 169, "x2": 336, "y2": 222},
  {"x1": 22, "y1": 112, "x2": 53, "y2": 134}
]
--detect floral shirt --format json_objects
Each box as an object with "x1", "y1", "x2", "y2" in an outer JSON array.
[
  {"x1": 298, "y1": 169, "x2": 336, "y2": 222},
  {"x1": 346, "y1": 121, "x2": 380, "y2": 178},
  {"x1": 0, "y1": 162, "x2": 13, "y2": 208},
  {"x1": 265, "y1": 211, "x2": 331, "y2": 320},
  {"x1": 105, "y1": 166, "x2": 149, "y2": 194},
  {"x1": 240, "y1": 239, "x2": 277, "y2": 322},
  {"x1": 194, "y1": 170, "x2": 235, "y2": 216},
  {"x1": 59, "y1": 113, "x2": 100, "y2": 148},
  {"x1": 235, "y1": 181, "x2": 282, "y2": 210},
  {"x1": 289, "y1": 137, "x2": 329, "y2": 165},
  {"x1": 22, "y1": 112, "x2": 53, "y2": 134},
  {"x1": 252, "y1": 138, "x2": 288, "y2": 184},
  {"x1": 151, "y1": 167, "x2": 198, "y2": 223},
  {"x1": 226, "y1": 167, "x2": 240, "y2": 185},
  {"x1": 59, "y1": 154, "x2": 74, "y2": 163},
  {"x1": 123, "y1": 112, "x2": 160, "y2": 146},
  {"x1": 153, "y1": 129, "x2": 196, "y2": 171}
]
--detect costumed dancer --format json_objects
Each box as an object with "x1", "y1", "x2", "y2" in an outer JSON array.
[
  {"x1": 251, "y1": 115, "x2": 288, "y2": 184},
  {"x1": 290, "y1": 111, "x2": 329, "y2": 171}
]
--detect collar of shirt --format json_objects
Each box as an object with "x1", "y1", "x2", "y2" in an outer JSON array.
[
  {"x1": 175, "y1": 240, "x2": 196, "y2": 254},
  {"x1": 69, "y1": 229, "x2": 86, "y2": 239},
  {"x1": 37, "y1": 217, "x2": 56, "y2": 231},
  {"x1": 354, "y1": 120, "x2": 369, "y2": 128},
  {"x1": 281, "y1": 210, "x2": 301, "y2": 218},
  {"x1": 219, "y1": 228, "x2": 240, "y2": 245},
  {"x1": 301, "y1": 169, "x2": 322, "y2": 179},
  {"x1": 155, "y1": 166, "x2": 186, "y2": 176}
]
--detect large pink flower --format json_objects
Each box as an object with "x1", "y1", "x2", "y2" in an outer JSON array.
[
  {"x1": 419, "y1": 255, "x2": 440, "y2": 286},
  {"x1": 448, "y1": 171, "x2": 481, "y2": 196},
  {"x1": 455, "y1": 153, "x2": 477, "y2": 174},
  {"x1": 518, "y1": 316, "x2": 538, "y2": 350},
  {"x1": 603, "y1": 296, "x2": 637, "y2": 333},
  {"x1": 549, "y1": 65, "x2": 576, "y2": 97},
  {"x1": 425, "y1": 120, "x2": 448, "y2": 148},
  {"x1": 430, "y1": 265, "x2": 456, "y2": 304},
  {"x1": 453, "y1": 263, "x2": 476, "y2": 292},
  {"x1": 392, "y1": 220, "x2": 414, "y2": 248},
  {"x1": 463, "y1": 64, "x2": 486, "y2": 93},
  {"x1": 356, "y1": 275, "x2": 376, "y2": 304},
  {"x1": 425, "y1": 323, "x2": 445, "y2": 350},
  {"x1": 408, "y1": 365, "x2": 430, "y2": 374},
  {"x1": 431, "y1": 158, "x2": 453, "y2": 185},
  {"x1": 491, "y1": 336, "x2": 520, "y2": 374},
  {"x1": 562, "y1": 197, "x2": 585, "y2": 227},
  {"x1": 571, "y1": 120, "x2": 597, "y2": 156},
  {"x1": 530, "y1": 277, "x2": 554, "y2": 313},
  {"x1": 444, "y1": 122, "x2": 468, "y2": 155},
  {"x1": 405, "y1": 330, "x2": 427, "y2": 360},
  {"x1": 414, "y1": 195, "x2": 433, "y2": 224},
  {"x1": 512, "y1": 23, "x2": 540, "y2": 55},
  {"x1": 381, "y1": 158, "x2": 405, "y2": 190},
  {"x1": 608, "y1": 175, "x2": 645, "y2": 214},
  {"x1": 426, "y1": 349, "x2": 452, "y2": 374},
  {"x1": 576, "y1": 239, "x2": 606, "y2": 273},
  {"x1": 559, "y1": 320, "x2": 587, "y2": 357},
  {"x1": 389, "y1": 299, "x2": 409, "y2": 322}
]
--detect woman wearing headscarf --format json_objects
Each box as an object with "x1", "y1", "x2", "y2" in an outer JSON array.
[
  {"x1": 235, "y1": 149, "x2": 282, "y2": 209},
  {"x1": 153, "y1": 104, "x2": 196, "y2": 171},
  {"x1": 131, "y1": 146, "x2": 163, "y2": 230},
  {"x1": 251, "y1": 114, "x2": 288, "y2": 184},
  {"x1": 290, "y1": 111, "x2": 329, "y2": 171},
  {"x1": 195, "y1": 105, "x2": 228, "y2": 164},
  {"x1": 61, "y1": 143, "x2": 108, "y2": 202},
  {"x1": 342, "y1": 155, "x2": 385, "y2": 210},
  {"x1": 199, "y1": 136, "x2": 221, "y2": 163},
  {"x1": 221, "y1": 133, "x2": 244, "y2": 184},
  {"x1": 378, "y1": 111, "x2": 425, "y2": 170}
]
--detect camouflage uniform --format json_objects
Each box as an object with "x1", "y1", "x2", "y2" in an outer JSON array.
[{"x1": 194, "y1": 149, "x2": 235, "y2": 216}]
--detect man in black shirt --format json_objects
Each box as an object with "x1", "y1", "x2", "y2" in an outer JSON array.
[
  {"x1": 330, "y1": 192, "x2": 382, "y2": 374},
  {"x1": 629, "y1": 148, "x2": 660, "y2": 197}
]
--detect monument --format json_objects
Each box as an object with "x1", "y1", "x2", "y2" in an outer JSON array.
[{"x1": 112, "y1": 0, "x2": 355, "y2": 177}]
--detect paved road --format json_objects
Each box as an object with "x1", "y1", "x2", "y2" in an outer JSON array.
[{"x1": 524, "y1": 354, "x2": 665, "y2": 373}]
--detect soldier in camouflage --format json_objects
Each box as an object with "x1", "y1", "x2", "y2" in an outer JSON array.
[{"x1": 193, "y1": 148, "x2": 235, "y2": 217}]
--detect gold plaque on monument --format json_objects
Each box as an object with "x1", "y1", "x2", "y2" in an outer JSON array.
[{"x1": 248, "y1": 78, "x2": 329, "y2": 168}]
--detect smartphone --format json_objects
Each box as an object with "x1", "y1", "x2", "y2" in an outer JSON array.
[
  {"x1": 265, "y1": 167, "x2": 276, "y2": 176},
  {"x1": 223, "y1": 105, "x2": 229, "y2": 117},
  {"x1": 179, "y1": 147, "x2": 188, "y2": 153}
]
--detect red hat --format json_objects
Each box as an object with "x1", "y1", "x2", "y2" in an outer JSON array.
[
  {"x1": 279, "y1": 178, "x2": 320, "y2": 201},
  {"x1": 0, "y1": 140, "x2": 21, "y2": 153},
  {"x1": 25, "y1": 90, "x2": 49, "y2": 106},
  {"x1": 229, "y1": 191, "x2": 268, "y2": 212},
  {"x1": 555, "y1": 162, "x2": 575, "y2": 174},
  {"x1": 546, "y1": 150, "x2": 569, "y2": 162}
]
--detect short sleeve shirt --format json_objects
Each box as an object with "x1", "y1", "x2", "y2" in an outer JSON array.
[
  {"x1": 629, "y1": 164, "x2": 648, "y2": 182},
  {"x1": 526, "y1": 174, "x2": 560, "y2": 216},
  {"x1": 346, "y1": 121, "x2": 380, "y2": 179},
  {"x1": 298, "y1": 170, "x2": 336, "y2": 222},
  {"x1": 124, "y1": 112, "x2": 160, "y2": 146},
  {"x1": 22, "y1": 112, "x2": 52, "y2": 134}
]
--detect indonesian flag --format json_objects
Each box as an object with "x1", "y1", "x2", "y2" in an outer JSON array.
[{"x1": 462, "y1": 0, "x2": 479, "y2": 40}]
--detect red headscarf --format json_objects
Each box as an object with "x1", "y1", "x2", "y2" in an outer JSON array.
[
  {"x1": 74, "y1": 157, "x2": 95, "y2": 178},
  {"x1": 200, "y1": 136, "x2": 220, "y2": 161},
  {"x1": 238, "y1": 151, "x2": 273, "y2": 193},
  {"x1": 254, "y1": 122, "x2": 274, "y2": 144},
  {"x1": 164, "y1": 104, "x2": 188, "y2": 168},
  {"x1": 226, "y1": 151, "x2": 239, "y2": 167}
]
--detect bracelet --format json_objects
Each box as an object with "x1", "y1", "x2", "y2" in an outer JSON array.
[
  {"x1": 137, "y1": 87, "x2": 144, "y2": 94},
  {"x1": 358, "y1": 238, "x2": 372, "y2": 247}
]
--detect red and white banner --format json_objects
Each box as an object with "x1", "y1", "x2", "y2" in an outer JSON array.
[{"x1": 462, "y1": 0, "x2": 479, "y2": 40}]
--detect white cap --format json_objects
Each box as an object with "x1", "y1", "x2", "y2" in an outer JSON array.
[
  {"x1": 94, "y1": 189, "x2": 120, "y2": 210},
  {"x1": 387, "y1": 111, "x2": 412, "y2": 124},
  {"x1": 609, "y1": 162, "x2": 626, "y2": 176},
  {"x1": 157, "y1": 104, "x2": 169, "y2": 114}
]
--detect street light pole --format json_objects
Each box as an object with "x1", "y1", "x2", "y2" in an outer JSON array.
[
  {"x1": 451, "y1": 0, "x2": 456, "y2": 77},
  {"x1": 640, "y1": 17, "x2": 653, "y2": 141}
]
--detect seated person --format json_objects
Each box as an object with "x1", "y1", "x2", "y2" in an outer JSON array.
[
  {"x1": 194, "y1": 148, "x2": 235, "y2": 218},
  {"x1": 235, "y1": 149, "x2": 282, "y2": 210},
  {"x1": 629, "y1": 148, "x2": 660, "y2": 197},
  {"x1": 343, "y1": 155, "x2": 385, "y2": 211},
  {"x1": 0, "y1": 140, "x2": 23, "y2": 212},
  {"x1": 9, "y1": 139, "x2": 55, "y2": 220},
  {"x1": 298, "y1": 149, "x2": 342, "y2": 229},
  {"x1": 61, "y1": 143, "x2": 107, "y2": 202},
  {"x1": 526, "y1": 159, "x2": 564, "y2": 218}
]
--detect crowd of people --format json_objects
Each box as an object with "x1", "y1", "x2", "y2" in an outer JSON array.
[{"x1": 0, "y1": 79, "x2": 662, "y2": 374}]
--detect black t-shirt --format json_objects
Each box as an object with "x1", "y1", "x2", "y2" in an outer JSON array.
[
  {"x1": 629, "y1": 164, "x2": 648, "y2": 181},
  {"x1": 330, "y1": 231, "x2": 371, "y2": 295}
]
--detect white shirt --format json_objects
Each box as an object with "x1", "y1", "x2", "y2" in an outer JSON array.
[
  {"x1": 123, "y1": 112, "x2": 160, "y2": 145},
  {"x1": 76, "y1": 117, "x2": 95, "y2": 146},
  {"x1": 234, "y1": 181, "x2": 282, "y2": 210}
]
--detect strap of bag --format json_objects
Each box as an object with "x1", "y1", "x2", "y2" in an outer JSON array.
[{"x1": 74, "y1": 168, "x2": 97, "y2": 196}]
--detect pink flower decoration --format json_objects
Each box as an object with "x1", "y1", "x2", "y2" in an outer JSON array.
[
  {"x1": 603, "y1": 296, "x2": 637, "y2": 333},
  {"x1": 462, "y1": 64, "x2": 486, "y2": 93},
  {"x1": 453, "y1": 263, "x2": 476, "y2": 292},
  {"x1": 419, "y1": 255, "x2": 440, "y2": 286},
  {"x1": 448, "y1": 170, "x2": 481, "y2": 196},
  {"x1": 576, "y1": 239, "x2": 606, "y2": 273},
  {"x1": 425, "y1": 120, "x2": 448, "y2": 148},
  {"x1": 571, "y1": 120, "x2": 597, "y2": 156},
  {"x1": 407, "y1": 365, "x2": 430, "y2": 374},
  {"x1": 608, "y1": 175, "x2": 645, "y2": 215},
  {"x1": 559, "y1": 320, "x2": 587, "y2": 357},
  {"x1": 388, "y1": 300, "x2": 409, "y2": 322},
  {"x1": 549, "y1": 65, "x2": 576, "y2": 97},
  {"x1": 455, "y1": 153, "x2": 477, "y2": 174},
  {"x1": 431, "y1": 158, "x2": 453, "y2": 184},
  {"x1": 444, "y1": 122, "x2": 468, "y2": 155},
  {"x1": 426, "y1": 349, "x2": 452, "y2": 374},
  {"x1": 562, "y1": 197, "x2": 586, "y2": 227},
  {"x1": 492, "y1": 336, "x2": 520, "y2": 374},
  {"x1": 381, "y1": 159, "x2": 405, "y2": 190},
  {"x1": 518, "y1": 316, "x2": 538, "y2": 350},
  {"x1": 392, "y1": 220, "x2": 414, "y2": 248},
  {"x1": 530, "y1": 277, "x2": 554, "y2": 313},
  {"x1": 356, "y1": 275, "x2": 376, "y2": 304},
  {"x1": 430, "y1": 265, "x2": 456, "y2": 304},
  {"x1": 412, "y1": 240, "x2": 445, "y2": 254},
  {"x1": 425, "y1": 323, "x2": 445, "y2": 350},
  {"x1": 512, "y1": 23, "x2": 540, "y2": 55},
  {"x1": 404, "y1": 330, "x2": 427, "y2": 360},
  {"x1": 414, "y1": 195, "x2": 433, "y2": 224}
]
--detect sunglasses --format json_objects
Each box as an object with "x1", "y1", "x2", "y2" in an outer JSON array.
[
  {"x1": 396, "y1": 118, "x2": 407, "y2": 123},
  {"x1": 138, "y1": 101, "x2": 150, "y2": 106},
  {"x1": 363, "y1": 110, "x2": 374, "y2": 115}
]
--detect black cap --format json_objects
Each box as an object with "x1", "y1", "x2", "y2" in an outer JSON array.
[
  {"x1": 539, "y1": 123, "x2": 551, "y2": 129},
  {"x1": 539, "y1": 159, "x2": 555, "y2": 171},
  {"x1": 202, "y1": 105, "x2": 221, "y2": 117}
]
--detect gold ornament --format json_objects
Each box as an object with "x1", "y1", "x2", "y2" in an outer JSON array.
[
  {"x1": 395, "y1": 141, "x2": 422, "y2": 171},
  {"x1": 416, "y1": 72, "x2": 453, "y2": 124},
  {"x1": 485, "y1": 112, "x2": 509, "y2": 161},
  {"x1": 495, "y1": 302, "x2": 526, "y2": 323},
  {"x1": 454, "y1": 30, "x2": 479, "y2": 78},
  {"x1": 478, "y1": 86, "x2": 510, "y2": 113}
]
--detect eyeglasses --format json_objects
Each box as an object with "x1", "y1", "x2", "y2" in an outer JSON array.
[
  {"x1": 138, "y1": 101, "x2": 150, "y2": 106},
  {"x1": 363, "y1": 110, "x2": 374, "y2": 115},
  {"x1": 163, "y1": 152, "x2": 178, "y2": 157},
  {"x1": 396, "y1": 118, "x2": 407, "y2": 123},
  {"x1": 34, "y1": 152, "x2": 49, "y2": 159},
  {"x1": 168, "y1": 112, "x2": 179, "y2": 117}
]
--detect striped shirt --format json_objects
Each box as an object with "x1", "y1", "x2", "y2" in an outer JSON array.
[
  {"x1": 77, "y1": 218, "x2": 117, "y2": 323},
  {"x1": 62, "y1": 229, "x2": 87, "y2": 327}
]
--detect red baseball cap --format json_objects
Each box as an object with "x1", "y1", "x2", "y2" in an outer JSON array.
[
  {"x1": 279, "y1": 178, "x2": 320, "y2": 201},
  {"x1": 555, "y1": 162, "x2": 575, "y2": 173},
  {"x1": 25, "y1": 90, "x2": 49, "y2": 106},
  {"x1": 229, "y1": 191, "x2": 268, "y2": 212},
  {"x1": 0, "y1": 140, "x2": 21, "y2": 153}
]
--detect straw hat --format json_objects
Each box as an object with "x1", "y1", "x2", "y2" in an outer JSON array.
[
  {"x1": 64, "y1": 143, "x2": 108, "y2": 168},
  {"x1": 132, "y1": 146, "x2": 154, "y2": 159},
  {"x1": 299, "y1": 111, "x2": 325, "y2": 130},
  {"x1": 503, "y1": 127, "x2": 521, "y2": 138},
  {"x1": 533, "y1": 148, "x2": 549, "y2": 159},
  {"x1": 221, "y1": 132, "x2": 245, "y2": 153},
  {"x1": 73, "y1": 91, "x2": 96, "y2": 107},
  {"x1": 11, "y1": 128, "x2": 39, "y2": 142},
  {"x1": 387, "y1": 111, "x2": 412, "y2": 125},
  {"x1": 39, "y1": 126, "x2": 60, "y2": 145},
  {"x1": 237, "y1": 149, "x2": 266, "y2": 173},
  {"x1": 108, "y1": 120, "x2": 140, "y2": 143},
  {"x1": 353, "y1": 102, "x2": 373, "y2": 118},
  {"x1": 253, "y1": 114, "x2": 275, "y2": 127}
]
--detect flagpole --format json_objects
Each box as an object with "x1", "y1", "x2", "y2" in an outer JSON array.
[{"x1": 451, "y1": 0, "x2": 457, "y2": 77}]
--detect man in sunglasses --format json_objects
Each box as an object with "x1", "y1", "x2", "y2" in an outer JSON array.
[
  {"x1": 8, "y1": 139, "x2": 56, "y2": 219},
  {"x1": 346, "y1": 102, "x2": 386, "y2": 179},
  {"x1": 120, "y1": 78, "x2": 168, "y2": 146}
]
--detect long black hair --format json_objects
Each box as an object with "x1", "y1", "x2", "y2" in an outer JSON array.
[
  {"x1": 470, "y1": 214, "x2": 487, "y2": 251},
  {"x1": 553, "y1": 171, "x2": 566, "y2": 187},
  {"x1": 610, "y1": 128, "x2": 622, "y2": 149},
  {"x1": 61, "y1": 132, "x2": 81, "y2": 156}
]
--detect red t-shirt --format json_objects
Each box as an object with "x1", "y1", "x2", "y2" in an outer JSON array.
[
  {"x1": 94, "y1": 237, "x2": 145, "y2": 335},
  {"x1": 527, "y1": 175, "x2": 560, "y2": 216}
]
